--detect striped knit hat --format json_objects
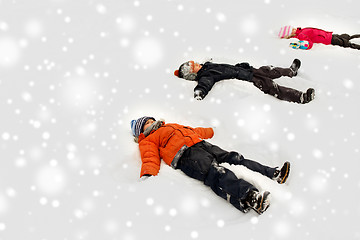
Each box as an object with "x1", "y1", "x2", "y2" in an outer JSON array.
[
  {"x1": 131, "y1": 116, "x2": 155, "y2": 137},
  {"x1": 278, "y1": 26, "x2": 294, "y2": 38}
]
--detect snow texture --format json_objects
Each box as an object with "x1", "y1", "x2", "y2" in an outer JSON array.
[{"x1": 0, "y1": 0, "x2": 360, "y2": 239}]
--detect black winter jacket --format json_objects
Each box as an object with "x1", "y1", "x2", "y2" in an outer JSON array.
[{"x1": 194, "y1": 62, "x2": 254, "y2": 99}]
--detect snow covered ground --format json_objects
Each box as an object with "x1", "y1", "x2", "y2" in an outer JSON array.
[{"x1": 1, "y1": 0, "x2": 360, "y2": 239}]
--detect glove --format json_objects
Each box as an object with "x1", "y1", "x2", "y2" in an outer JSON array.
[
  {"x1": 194, "y1": 90, "x2": 204, "y2": 100},
  {"x1": 289, "y1": 40, "x2": 309, "y2": 50}
]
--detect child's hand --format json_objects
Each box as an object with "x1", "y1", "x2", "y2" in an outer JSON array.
[
  {"x1": 290, "y1": 40, "x2": 309, "y2": 50},
  {"x1": 289, "y1": 42, "x2": 300, "y2": 49},
  {"x1": 194, "y1": 90, "x2": 204, "y2": 100}
]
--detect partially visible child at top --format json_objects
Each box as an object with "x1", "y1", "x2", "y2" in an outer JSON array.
[{"x1": 279, "y1": 26, "x2": 360, "y2": 50}]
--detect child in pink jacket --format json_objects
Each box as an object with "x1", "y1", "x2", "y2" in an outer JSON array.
[{"x1": 278, "y1": 26, "x2": 360, "y2": 50}]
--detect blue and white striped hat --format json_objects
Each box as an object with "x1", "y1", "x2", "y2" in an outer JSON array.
[{"x1": 130, "y1": 116, "x2": 155, "y2": 137}]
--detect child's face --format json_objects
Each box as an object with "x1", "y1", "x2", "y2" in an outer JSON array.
[
  {"x1": 143, "y1": 119, "x2": 155, "y2": 132},
  {"x1": 188, "y1": 61, "x2": 202, "y2": 73},
  {"x1": 286, "y1": 28, "x2": 297, "y2": 39}
]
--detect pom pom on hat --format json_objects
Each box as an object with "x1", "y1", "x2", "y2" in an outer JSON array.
[
  {"x1": 278, "y1": 26, "x2": 294, "y2": 38},
  {"x1": 174, "y1": 69, "x2": 179, "y2": 77}
]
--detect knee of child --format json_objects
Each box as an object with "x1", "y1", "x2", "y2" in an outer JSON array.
[{"x1": 227, "y1": 151, "x2": 243, "y2": 164}]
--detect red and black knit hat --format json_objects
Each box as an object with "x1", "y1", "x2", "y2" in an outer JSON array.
[{"x1": 174, "y1": 61, "x2": 197, "y2": 81}]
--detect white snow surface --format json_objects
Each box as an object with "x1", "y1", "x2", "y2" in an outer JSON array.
[{"x1": 1, "y1": 0, "x2": 360, "y2": 239}]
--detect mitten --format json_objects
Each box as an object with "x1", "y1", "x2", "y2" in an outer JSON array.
[
  {"x1": 194, "y1": 90, "x2": 204, "y2": 100},
  {"x1": 290, "y1": 40, "x2": 309, "y2": 50}
]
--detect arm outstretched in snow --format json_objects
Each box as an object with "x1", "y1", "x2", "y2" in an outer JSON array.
[
  {"x1": 139, "y1": 139, "x2": 161, "y2": 177},
  {"x1": 290, "y1": 40, "x2": 310, "y2": 50}
]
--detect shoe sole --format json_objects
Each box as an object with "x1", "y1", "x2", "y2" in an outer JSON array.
[
  {"x1": 279, "y1": 162, "x2": 290, "y2": 184},
  {"x1": 310, "y1": 90, "x2": 315, "y2": 101},
  {"x1": 256, "y1": 191, "x2": 271, "y2": 214},
  {"x1": 307, "y1": 88, "x2": 315, "y2": 102},
  {"x1": 290, "y1": 59, "x2": 301, "y2": 76}
]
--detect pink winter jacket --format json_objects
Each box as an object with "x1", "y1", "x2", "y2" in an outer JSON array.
[{"x1": 294, "y1": 27, "x2": 333, "y2": 50}]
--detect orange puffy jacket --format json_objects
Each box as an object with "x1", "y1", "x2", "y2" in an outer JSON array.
[{"x1": 137, "y1": 122, "x2": 214, "y2": 177}]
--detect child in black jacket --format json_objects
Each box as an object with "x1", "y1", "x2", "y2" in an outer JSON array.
[{"x1": 174, "y1": 59, "x2": 315, "y2": 104}]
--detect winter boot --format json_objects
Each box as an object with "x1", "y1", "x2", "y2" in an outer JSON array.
[
  {"x1": 290, "y1": 59, "x2": 301, "y2": 76},
  {"x1": 300, "y1": 88, "x2": 315, "y2": 104},
  {"x1": 273, "y1": 161, "x2": 290, "y2": 184},
  {"x1": 244, "y1": 190, "x2": 271, "y2": 214}
]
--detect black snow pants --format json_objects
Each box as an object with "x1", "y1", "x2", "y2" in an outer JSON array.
[
  {"x1": 176, "y1": 141, "x2": 277, "y2": 212},
  {"x1": 331, "y1": 34, "x2": 360, "y2": 50},
  {"x1": 251, "y1": 66, "x2": 303, "y2": 103}
]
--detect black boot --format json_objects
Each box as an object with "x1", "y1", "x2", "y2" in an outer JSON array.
[
  {"x1": 244, "y1": 190, "x2": 271, "y2": 214},
  {"x1": 290, "y1": 59, "x2": 301, "y2": 76},
  {"x1": 301, "y1": 88, "x2": 315, "y2": 104},
  {"x1": 273, "y1": 162, "x2": 290, "y2": 184}
]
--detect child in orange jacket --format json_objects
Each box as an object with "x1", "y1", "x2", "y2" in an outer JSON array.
[
  {"x1": 279, "y1": 26, "x2": 360, "y2": 50},
  {"x1": 131, "y1": 116, "x2": 291, "y2": 214}
]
